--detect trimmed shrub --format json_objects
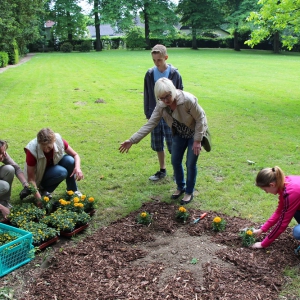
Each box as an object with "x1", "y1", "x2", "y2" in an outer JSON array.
[
  {"x1": 60, "y1": 42, "x2": 73, "y2": 52},
  {"x1": 0, "y1": 52, "x2": 9, "y2": 67},
  {"x1": 80, "y1": 40, "x2": 92, "y2": 52},
  {"x1": 125, "y1": 27, "x2": 146, "y2": 50},
  {"x1": 4, "y1": 40, "x2": 19, "y2": 64}
]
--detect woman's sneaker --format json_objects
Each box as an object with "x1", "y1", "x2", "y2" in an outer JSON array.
[
  {"x1": 149, "y1": 171, "x2": 166, "y2": 181},
  {"x1": 74, "y1": 191, "x2": 82, "y2": 197}
]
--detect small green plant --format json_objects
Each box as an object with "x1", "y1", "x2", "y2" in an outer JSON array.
[
  {"x1": 0, "y1": 286, "x2": 14, "y2": 299},
  {"x1": 212, "y1": 216, "x2": 227, "y2": 232},
  {"x1": 136, "y1": 211, "x2": 152, "y2": 225},
  {"x1": 175, "y1": 206, "x2": 189, "y2": 223},
  {"x1": 28, "y1": 182, "x2": 38, "y2": 195},
  {"x1": 190, "y1": 258, "x2": 198, "y2": 264},
  {"x1": 240, "y1": 228, "x2": 256, "y2": 247}
]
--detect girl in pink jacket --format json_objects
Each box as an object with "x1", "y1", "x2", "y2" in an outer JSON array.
[{"x1": 252, "y1": 166, "x2": 300, "y2": 248}]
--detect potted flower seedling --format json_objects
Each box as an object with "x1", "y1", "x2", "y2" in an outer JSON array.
[
  {"x1": 212, "y1": 216, "x2": 227, "y2": 232},
  {"x1": 20, "y1": 221, "x2": 58, "y2": 247},
  {"x1": 7, "y1": 203, "x2": 46, "y2": 227},
  {"x1": 58, "y1": 191, "x2": 95, "y2": 214}
]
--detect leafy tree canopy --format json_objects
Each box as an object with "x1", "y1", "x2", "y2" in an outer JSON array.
[{"x1": 246, "y1": 0, "x2": 300, "y2": 50}]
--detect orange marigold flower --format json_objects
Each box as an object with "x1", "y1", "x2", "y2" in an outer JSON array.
[
  {"x1": 178, "y1": 206, "x2": 186, "y2": 213},
  {"x1": 88, "y1": 197, "x2": 94, "y2": 202},
  {"x1": 67, "y1": 190, "x2": 74, "y2": 196},
  {"x1": 81, "y1": 195, "x2": 86, "y2": 200},
  {"x1": 74, "y1": 203, "x2": 84, "y2": 207},
  {"x1": 73, "y1": 197, "x2": 79, "y2": 203},
  {"x1": 213, "y1": 217, "x2": 222, "y2": 223},
  {"x1": 43, "y1": 196, "x2": 49, "y2": 202}
]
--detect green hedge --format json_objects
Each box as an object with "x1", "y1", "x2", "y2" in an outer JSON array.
[{"x1": 0, "y1": 52, "x2": 9, "y2": 67}]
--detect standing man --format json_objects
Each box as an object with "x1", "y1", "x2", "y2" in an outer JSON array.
[{"x1": 144, "y1": 44, "x2": 183, "y2": 181}]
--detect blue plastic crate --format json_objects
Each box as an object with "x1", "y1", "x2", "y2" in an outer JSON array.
[{"x1": 0, "y1": 223, "x2": 34, "y2": 277}]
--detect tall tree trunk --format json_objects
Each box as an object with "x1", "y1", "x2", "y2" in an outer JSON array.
[
  {"x1": 233, "y1": 29, "x2": 240, "y2": 51},
  {"x1": 192, "y1": 27, "x2": 197, "y2": 50},
  {"x1": 144, "y1": 3, "x2": 151, "y2": 50},
  {"x1": 94, "y1": 0, "x2": 102, "y2": 51},
  {"x1": 273, "y1": 31, "x2": 280, "y2": 54},
  {"x1": 67, "y1": 11, "x2": 72, "y2": 42}
]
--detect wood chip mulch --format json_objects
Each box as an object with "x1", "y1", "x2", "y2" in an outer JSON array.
[{"x1": 18, "y1": 201, "x2": 300, "y2": 300}]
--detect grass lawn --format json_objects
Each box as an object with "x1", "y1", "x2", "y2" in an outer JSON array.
[{"x1": 1, "y1": 48, "x2": 300, "y2": 296}]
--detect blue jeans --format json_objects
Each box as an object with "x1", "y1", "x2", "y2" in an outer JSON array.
[
  {"x1": 293, "y1": 210, "x2": 300, "y2": 240},
  {"x1": 171, "y1": 135, "x2": 199, "y2": 195},
  {"x1": 40, "y1": 155, "x2": 77, "y2": 193}
]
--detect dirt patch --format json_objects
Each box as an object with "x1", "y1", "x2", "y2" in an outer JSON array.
[{"x1": 1, "y1": 201, "x2": 300, "y2": 299}]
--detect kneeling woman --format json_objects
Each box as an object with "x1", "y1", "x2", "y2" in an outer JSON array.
[{"x1": 119, "y1": 77, "x2": 209, "y2": 205}]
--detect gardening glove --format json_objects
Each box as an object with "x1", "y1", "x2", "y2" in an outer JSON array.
[{"x1": 19, "y1": 186, "x2": 31, "y2": 200}]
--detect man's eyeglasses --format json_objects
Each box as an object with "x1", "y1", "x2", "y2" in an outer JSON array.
[{"x1": 158, "y1": 93, "x2": 172, "y2": 102}]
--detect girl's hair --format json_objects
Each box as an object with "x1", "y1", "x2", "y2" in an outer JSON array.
[
  {"x1": 0, "y1": 140, "x2": 8, "y2": 150},
  {"x1": 256, "y1": 166, "x2": 285, "y2": 190},
  {"x1": 37, "y1": 128, "x2": 56, "y2": 145},
  {"x1": 154, "y1": 77, "x2": 177, "y2": 101}
]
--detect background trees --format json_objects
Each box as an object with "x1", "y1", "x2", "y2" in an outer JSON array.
[
  {"x1": 1, "y1": 0, "x2": 300, "y2": 59},
  {"x1": 245, "y1": 0, "x2": 300, "y2": 53},
  {"x1": 48, "y1": 0, "x2": 87, "y2": 42},
  {"x1": 176, "y1": 0, "x2": 225, "y2": 50},
  {"x1": 223, "y1": 0, "x2": 260, "y2": 51},
  {"x1": 0, "y1": 0, "x2": 45, "y2": 60}
]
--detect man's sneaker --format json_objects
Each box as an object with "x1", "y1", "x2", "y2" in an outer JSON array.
[
  {"x1": 149, "y1": 171, "x2": 166, "y2": 181},
  {"x1": 19, "y1": 186, "x2": 31, "y2": 200}
]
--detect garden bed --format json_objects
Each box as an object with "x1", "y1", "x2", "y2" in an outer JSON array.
[{"x1": 1, "y1": 201, "x2": 300, "y2": 299}]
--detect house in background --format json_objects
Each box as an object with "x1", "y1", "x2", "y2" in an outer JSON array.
[
  {"x1": 45, "y1": 20, "x2": 55, "y2": 40},
  {"x1": 87, "y1": 25, "x2": 119, "y2": 38},
  {"x1": 179, "y1": 26, "x2": 230, "y2": 38}
]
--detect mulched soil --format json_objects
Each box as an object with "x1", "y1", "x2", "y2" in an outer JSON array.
[{"x1": 9, "y1": 201, "x2": 300, "y2": 299}]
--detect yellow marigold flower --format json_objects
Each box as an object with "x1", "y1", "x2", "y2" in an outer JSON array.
[
  {"x1": 73, "y1": 197, "x2": 79, "y2": 203},
  {"x1": 246, "y1": 230, "x2": 253, "y2": 236},
  {"x1": 67, "y1": 190, "x2": 74, "y2": 196},
  {"x1": 88, "y1": 197, "x2": 94, "y2": 202},
  {"x1": 213, "y1": 217, "x2": 222, "y2": 223},
  {"x1": 74, "y1": 203, "x2": 84, "y2": 207},
  {"x1": 178, "y1": 206, "x2": 186, "y2": 213},
  {"x1": 44, "y1": 196, "x2": 49, "y2": 202},
  {"x1": 140, "y1": 212, "x2": 147, "y2": 218},
  {"x1": 81, "y1": 195, "x2": 86, "y2": 200}
]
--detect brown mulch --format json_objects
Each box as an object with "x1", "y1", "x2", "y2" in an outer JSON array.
[{"x1": 8, "y1": 201, "x2": 300, "y2": 299}]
